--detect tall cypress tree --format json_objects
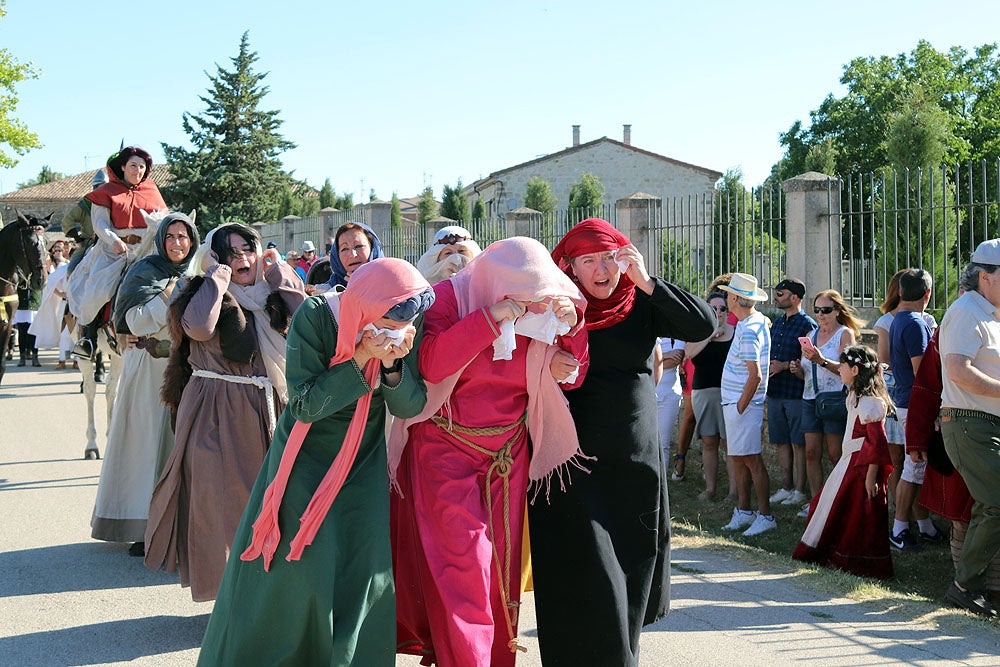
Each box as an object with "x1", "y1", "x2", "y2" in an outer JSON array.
[{"x1": 162, "y1": 32, "x2": 295, "y2": 229}]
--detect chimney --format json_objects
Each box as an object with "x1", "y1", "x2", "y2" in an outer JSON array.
[
  {"x1": 572, "y1": 125, "x2": 580, "y2": 147},
  {"x1": 623, "y1": 124, "x2": 632, "y2": 145}
]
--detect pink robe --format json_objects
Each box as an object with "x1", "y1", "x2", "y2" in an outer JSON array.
[{"x1": 393, "y1": 280, "x2": 586, "y2": 667}]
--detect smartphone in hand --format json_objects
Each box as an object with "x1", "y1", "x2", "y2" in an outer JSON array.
[{"x1": 798, "y1": 336, "x2": 816, "y2": 353}]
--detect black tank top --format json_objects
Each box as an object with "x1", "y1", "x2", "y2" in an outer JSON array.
[{"x1": 691, "y1": 338, "x2": 732, "y2": 390}]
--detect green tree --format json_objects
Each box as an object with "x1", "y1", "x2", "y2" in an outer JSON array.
[
  {"x1": 804, "y1": 138, "x2": 838, "y2": 175},
  {"x1": 390, "y1": 192, "x2": 402, "y2": 227},
  {"x1": 524, "y1": 176, "x2": 557, "y2": 213},
  {"x1": 17, "y1": 165, "x2": 64, "y2": 189},
  {"x1": 472, "y1": 198, "x2": 486, "y2": 222},
  {"x1": 439, "y1": 180, "x2": 469, "y2": 222},
  {"x1": 369, "y1": 188, "x2": 377, "y2": 203},
  {"x1": 568, "y1": 172, "x2": 604, "y2": 209},
  {"x1": 0, "y1": 2, "x2": 41, "y2": 169},
  {"x1": 772, "y1": 40, "x2": 999, "y2": 179},
  {"x1": 417, "y1": 186, "x2": 436, "y2": 225},
  {"x1": 300, "y1": 191, "x2": 320, "y2": 217},
  {"x1": 319, "y1": 178, "x2": 335, "y2": 208},
  {"x1": 162, "y1": 32, "x2": 296, "y2": 229},
  {"x1": 333, "y1": 192, "x2": 353, "y2": 210}
]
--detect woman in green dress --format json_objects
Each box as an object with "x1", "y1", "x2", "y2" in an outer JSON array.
[{"x1": 198, "y1": 257, "x2": 435, "y2": 666}]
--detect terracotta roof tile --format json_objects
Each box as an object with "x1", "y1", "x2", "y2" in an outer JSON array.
[{"x1": 1, "y1": 165, "x2": 173, "y2": 201}]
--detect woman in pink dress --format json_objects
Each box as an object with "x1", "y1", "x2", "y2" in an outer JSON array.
[{"x1": 391, "y1": 237, "x2": 589, "y2": 667}]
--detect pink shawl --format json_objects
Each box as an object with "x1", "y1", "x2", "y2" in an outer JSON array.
[
  {"x1": 388, "y1": 236, "x2": 590, "y2": 501},
  {"x1": 241, "y1": 258, "x2": 431, "y2": 570}
]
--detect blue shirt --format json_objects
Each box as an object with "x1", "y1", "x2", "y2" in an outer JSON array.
[
  {"x1": 768, "y1": 310, "x2": 817, "y2": 400},
  {"x1": 889, "y1": 310, "x2": 931, "y2": 408},
  {"x1": 721, "y1": 311, "x2": 771, "y2": 405}
]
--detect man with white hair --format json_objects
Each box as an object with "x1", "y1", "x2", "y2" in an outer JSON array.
[
  {"x1": 718, "y1": 273, "x2": 776, "y2": 537},
  {"x1": 938, "y1": 239, "x2": 1000, "y2": 617}
]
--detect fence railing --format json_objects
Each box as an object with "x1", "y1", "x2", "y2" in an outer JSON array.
[
  {"x1": 835, "y1": 159, "x2": 1000, "y2": 318},
  {"x1": 648, "y1": 186, "x2": 786, "y2": 298}
]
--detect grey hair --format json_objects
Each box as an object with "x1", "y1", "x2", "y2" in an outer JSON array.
[
  {"x1": 736, "y1": 295, "x2": 756, "y2": 309},
  {"x1": 959, "y1": 262, "x2": 1000, "y2": 293}
]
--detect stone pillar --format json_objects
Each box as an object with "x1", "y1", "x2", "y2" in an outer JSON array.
[
  {"x1": 505, "y1": 207, "x2": 541, "y2": 239},
  {"x1": 782, "y1": 172, "x2": 841, "y2": 299},
  {"x1": 281, "y1": 215, "x2": 300, "y2": 254},
  {"x1": 367, "y1": 201, "x2": 392, "y2": 244},
  {"x1": 319, "y1": 207, "x2": 339, "y2": 252},
  {"x1": 616, "y1": 192, "x2": 661, "y2": 267}
]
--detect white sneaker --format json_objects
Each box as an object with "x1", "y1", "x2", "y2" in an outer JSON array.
[
  {"x1": 743, "y1": 514, "x2": 777, "y2": 536},
  {"x1": 722, "y1": 508, "x2": 757, "y2": 531},
  {"x1": 797, "y1": 503, "x2": 810, "y2": 518},
  {"x1": 769, "y1": 488, "x2": 793, "y2": 504},
  {"x1": 781, "y1": 490, "x2": 808, "y2": 505}
]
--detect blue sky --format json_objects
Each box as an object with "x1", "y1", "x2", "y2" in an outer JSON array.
[{"x1": 2, "y1": 1, "x2": 1000, "y2": 200}]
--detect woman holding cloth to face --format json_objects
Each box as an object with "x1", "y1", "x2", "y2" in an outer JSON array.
[
  {"x1": 530, "y1": 218, "x2": 715, "y2": 666},
  {"x1": 391, "y1": 237, "x2": 588, "y2": 667}
]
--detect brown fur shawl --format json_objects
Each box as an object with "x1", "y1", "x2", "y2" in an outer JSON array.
[{"x1": 161, "y1": 276, "x2": 294, "y2": 413}]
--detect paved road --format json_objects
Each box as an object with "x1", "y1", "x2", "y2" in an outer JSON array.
[{"x1": 1, "y1": 352, "x2": 998, "y2": 666}]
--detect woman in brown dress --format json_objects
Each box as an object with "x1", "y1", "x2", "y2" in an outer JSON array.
[{"x1": 145, "y1": 223, "x2": 305, "y2": 601}]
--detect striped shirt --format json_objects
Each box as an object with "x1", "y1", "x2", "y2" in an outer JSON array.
[{"x1": 721, "y1": 311, "x2": 771, "y2": 406}]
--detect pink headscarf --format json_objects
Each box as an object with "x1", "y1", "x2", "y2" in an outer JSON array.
[
  {"x1": 388, "y1": 236, "x2": 591, "y2": 499},
  {"x1": 241, "y1": 258, "x2": 431, "y2": 570}
]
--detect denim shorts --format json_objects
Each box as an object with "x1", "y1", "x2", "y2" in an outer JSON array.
[
  {"x1": 767, "y1": 397, "x2": 805, "y2": 445},
  {"x1": 800, "y1": 398, "x2": 847, "y2": 436}
]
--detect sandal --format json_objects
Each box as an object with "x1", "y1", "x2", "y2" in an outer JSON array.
[{"x1": 670, "y1": 454, "x2": 685, "y2": 481}]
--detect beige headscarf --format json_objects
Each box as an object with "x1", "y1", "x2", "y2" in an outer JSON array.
[{"x1": 192, "y1": 225, "x2": 290, "y2": 402}]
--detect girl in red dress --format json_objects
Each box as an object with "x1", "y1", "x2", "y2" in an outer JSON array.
[{"x1": 792, "y1": 345, "x2": 895, "y2": 579}]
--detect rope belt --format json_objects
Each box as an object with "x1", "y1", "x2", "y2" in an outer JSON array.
[
  {"x1": 429, "y1": 412, "x2": 529, "y2": 656},
  {"x1": 192, "y1": 369, "x2": 277, "y2": 436},
  {"x1": 0, "y1": 294, "x2": 18, "y2": 324},
  {"x1": 119, "y1": 234, "x2": 142, "y2": 245}
]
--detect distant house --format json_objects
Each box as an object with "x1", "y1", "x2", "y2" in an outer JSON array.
[
  {"x1": 0, "y1": 165, "x2": 172, "y2": 226},
  {"x1": 464, "y1": 125, "x2": 722, "y2": 217}
]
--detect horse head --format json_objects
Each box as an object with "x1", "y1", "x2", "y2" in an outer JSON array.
[{"x1": 3, "y1": 212, "x2": 50, "y2": 291}]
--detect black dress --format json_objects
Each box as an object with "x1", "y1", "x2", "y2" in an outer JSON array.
[{"x1": 528, "y1": 278, "x2": 714, "y2": 666}]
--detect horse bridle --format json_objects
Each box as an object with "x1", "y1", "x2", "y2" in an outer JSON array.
[{"x1": 0, "y1": 221, "x2": 46, "y2": 290}]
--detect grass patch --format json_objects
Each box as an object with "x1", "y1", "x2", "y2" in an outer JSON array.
[{"x1": 666, "y1": 437, "x2": 998, "y2": 631}]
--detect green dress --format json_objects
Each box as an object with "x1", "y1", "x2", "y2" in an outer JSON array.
[{"x1": 197, "y1": 296, "x2": 427, "y2": 666}]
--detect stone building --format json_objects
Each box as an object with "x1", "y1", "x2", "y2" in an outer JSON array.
[{"x1": 463, "y1": 125, "x2": 722, "y2": 218}]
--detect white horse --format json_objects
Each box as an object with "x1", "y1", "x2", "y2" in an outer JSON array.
[{"x1": 70, "y1": 213, "x2": 165, "y2": 460}]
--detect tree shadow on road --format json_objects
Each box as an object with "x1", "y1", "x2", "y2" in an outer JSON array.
[
  {"x1": 0, "y1": 613, "x2": 209, "y2": 665},
  {"x1": 0, "y1": 542, "x2": 179, "y2": 597}
]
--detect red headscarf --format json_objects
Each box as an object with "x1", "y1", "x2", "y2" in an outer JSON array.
[{"x1": 551, "y1": 218, "x2": 635, "y2": 330}]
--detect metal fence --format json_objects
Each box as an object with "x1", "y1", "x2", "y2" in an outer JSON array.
[
  {"x1": 835, "y1": 159, "x2": 1000, "y2": 318},
  {"x1": 648, "y1": 186, "x2": 786, "y2": 298}
]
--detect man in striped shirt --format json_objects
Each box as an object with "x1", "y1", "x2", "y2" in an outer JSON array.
[{"x1": 719, "y1": 273, "x2": 775, "y2": 537}]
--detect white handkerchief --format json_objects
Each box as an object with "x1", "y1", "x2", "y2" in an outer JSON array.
[
  {"x1": 558, "y1": 367, "x2": 580, "y2": 384},
  {"x1": 514, "y1": 307, "x2": 571, "y2": 345},
  {"x1": 492, "y1": 320, "x2": 516, "y2": 361},
  {"x1": 614, "y1": 248, "x2": 630, "y2": 273},
  {"x1": 363, "y1": 324, "x2": 408, "y2": 347}
]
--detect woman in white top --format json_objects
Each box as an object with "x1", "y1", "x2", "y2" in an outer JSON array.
[
  {"x1": 791, "y1": 289, "x2": 860, "y2": 511},
  {"x1": 655, "y1": 337, "x2": 685, "y2": 477}
]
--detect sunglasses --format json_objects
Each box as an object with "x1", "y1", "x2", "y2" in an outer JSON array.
[
  {"x1": 435, "y1": 233, "x2": 471, "y2": 246},
  {"x1": 814, "y1": 306, "x2": 837, "y2": 315},
  {"x1": 712, "y1": 305, "x2": 728, "y2": 312},
  {"x1": 774, "y1": 290, "x2": 786, "y2": 297}
]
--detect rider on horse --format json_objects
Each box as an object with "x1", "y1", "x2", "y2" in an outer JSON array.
[{"x1": 69, "y1": 147, "x2": 166, "y2": 361}]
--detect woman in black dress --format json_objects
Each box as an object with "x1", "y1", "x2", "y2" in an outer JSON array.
[{"x1": 529, "y1": 218, "x2": 714, "y2": 665}]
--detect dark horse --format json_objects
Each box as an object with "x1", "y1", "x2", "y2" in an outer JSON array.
[{"x1": 0, "y1": 212, "x2": 50, "y2": 386}]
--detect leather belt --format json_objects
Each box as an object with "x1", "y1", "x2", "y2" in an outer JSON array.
[
  {"x1": 120, "y1": 234, "x2": 142, "y2": 245},
  {"x1": 940, "y1": 407, "x2": 1000, "y2": 426}
]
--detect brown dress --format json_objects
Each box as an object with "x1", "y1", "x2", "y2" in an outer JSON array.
[{"x1": 144, "y1": 262, "x2": 303, "y2": 601}]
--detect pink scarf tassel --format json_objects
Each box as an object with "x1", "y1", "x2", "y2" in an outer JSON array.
[{"x1": 241, "y1": 357, "x2": 381, "y2": 570}]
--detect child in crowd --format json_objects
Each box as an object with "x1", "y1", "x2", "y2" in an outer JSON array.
[{"x1": 792, "y1": 345, "x2": 895, "y2": 579}]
